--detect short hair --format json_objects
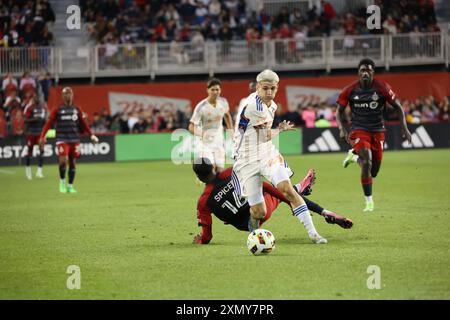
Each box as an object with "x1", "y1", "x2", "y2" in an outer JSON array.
[
  {"x1": 207, "y1": 78, "x2": 221, "y2": 88},
  {"x1": 358, "y1": 58, "x2": 375, "y2": 69},
  {"x1": 256, "y1": 69, "x2": 279, "y2": 83},
  {"x1": 193, "y1": 158, "x2": 214, "y2": 179}
]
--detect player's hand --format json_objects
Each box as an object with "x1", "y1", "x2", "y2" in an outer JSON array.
[
  {"x1": 193, "y1": 234, "x2": 204, "y2": 245},
  {"x1": 339, "y1": 128, "x2": 349, "y2": 144},
  {"x1": 402, "y1": 127, "x2": 412, "y2": 144},
  {"x1": 278, "y1": 120, "x2": 294, "y2": 132},
  {"x1": 38, "y1": 137, "x2": 46, "y2": 149},
  {"x1": 90, "y1": 135, "x2": 99, "y2": 144}
]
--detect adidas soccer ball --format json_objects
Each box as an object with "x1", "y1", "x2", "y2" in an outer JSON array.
[{"x1": 247, "y1": 229, "x2": 275, "y2": 255}]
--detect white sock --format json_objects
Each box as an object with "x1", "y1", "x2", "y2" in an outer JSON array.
[
  {"x1": 68, "y1": 184, "x2": 73, "y2": 188},
  {"x1": 292, "y1": 204, "x2": 318, "y2": 237},
  {"x1": 365, "y1": 196, "x2": 373, "y2": 203},
  {"x1": 37, "y1": 167, "x2": 43, "y2": 173},
  {"x1": 60, "y1": 179, "x2": 65, "y2": 184},
  {"x1": 352, "y1": 155, "x2": 359, "y2": 162},
  {"x1": 322, "y1": 209, "x2": 332, "y2": 215}
]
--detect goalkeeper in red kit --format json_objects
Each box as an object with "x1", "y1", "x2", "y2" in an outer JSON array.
[
  {"x1": 192, "y1": 158, "x2": 353, "y2": 245},
  {"x1": 336, "y1": 58, "x2": 412, "y2": 212},
  {"x1": 39, "y1": 87, "x2": 99, "y2": 193}
]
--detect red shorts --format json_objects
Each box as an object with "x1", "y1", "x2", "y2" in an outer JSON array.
[
  {"x1": 26, "y1": 135, "x2": 40, "y2": 148},
  {"x1": 260, "y1": 193, "x2": 281, "y2": 226},
  {"x1": 56, "y1": 142, "x2": 81, "y2": 159},
  {"x1": 348, "y1": 130, "x2": 385, "y2": 162}
]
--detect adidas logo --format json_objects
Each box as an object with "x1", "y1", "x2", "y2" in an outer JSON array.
[
  {"x1": 402, "y1": 125, "x2": 434, "y2": 148},
  {"x1": 308, "y1": 130, "x2": 341, "y2": 152}
]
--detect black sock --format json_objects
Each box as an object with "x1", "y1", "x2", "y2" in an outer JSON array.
[
  {"x1": 59, "y1": 165, "x2": 66, "y2": 180},
  {"x1": 302, "y1": 197, "x2": 324, "y2": 215},
  {"x1": 38, "y1": 154, "x2": 44, "y2": 167},
  {"x1": 68, "y1": 168, "x2": 76, "y2": 184},
  {"x1": 362, "y1": 184, "x2": 372, "y2": 197},
  {"x1": 26, "y1": 156, "x2": 31, "y2": 166}
]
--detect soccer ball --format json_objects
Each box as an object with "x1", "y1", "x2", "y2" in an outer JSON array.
[{"x1": 247, "y1": 229, "x2": 275, "y2": 255}]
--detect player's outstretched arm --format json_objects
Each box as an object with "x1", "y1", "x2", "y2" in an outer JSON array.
[
  {"x1": 271, "y1": 120, "x2": 294, "y2": 139},
  {"x1": 392, "y1": 99, "x2": 412, "y2": 144},
  {"x1": 193, "y1": 224, "x2": 213, "y2": 245}
]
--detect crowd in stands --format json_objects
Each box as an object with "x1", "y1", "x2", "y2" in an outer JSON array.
[
  {"x1": 80, "y1": 0, "x2": 439, "y2": 49},
  {"x1": 0, "y1": 0, "x2": 55, "y2": 48}
]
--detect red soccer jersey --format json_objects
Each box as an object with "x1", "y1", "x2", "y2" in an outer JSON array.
[{"x1": 336, "y1": 79, "x2": 396, "y2": 132}]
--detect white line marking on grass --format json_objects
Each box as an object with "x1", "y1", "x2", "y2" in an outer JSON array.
[{"x1": 0, "y1": 169, "x2": 16, "y2": 175}]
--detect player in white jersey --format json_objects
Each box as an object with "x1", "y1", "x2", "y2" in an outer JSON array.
[
  {"x1": 234, "y1": 81, "x2": 256, "y2": 127},
  {"x1": 189, "y1": 78, "x2": 233, "y2": 172},
  {"x1": 232, "y1": 69, "x2": 327, "y2": 244}
]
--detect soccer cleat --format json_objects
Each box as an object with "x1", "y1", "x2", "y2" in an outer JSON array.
[
  {"x1": 59, "y1": 181, "x2": 67, "y2": 193},
  {"x1": 25, "y1": 167, "x2": 32, "y2": 180},
  {"x1": 36, "y1": 169, "x2": 44, "y2": 178},
  {"x1": 297, "y1": 169, "x2": 316, "y2": 196},
  {"x1": 67, "y1": 185, "x2": 77, "y2": 194},
  {"x1": 323, "y1": 212, "x2": 353, "y2": 229},
  {"x1": 363, "y1": 200, "x2": 374, "y2": 212},
  {"x1": 309, "y1": 233, "x2": 328, "y2": 244},
  {"x1": 343, "y1": 149, "x2": 355, "y2": 168}
]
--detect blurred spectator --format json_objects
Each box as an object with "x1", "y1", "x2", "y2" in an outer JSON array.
[
  {"x1": 2, "y1": 73, "x2": 19, "y2": 98},
  {"x1": 302, "y1": 104, "x2": 317, "y2": 128},
  {"x1": 315, "y1": 114, "x2": 331, "y2": 127}
]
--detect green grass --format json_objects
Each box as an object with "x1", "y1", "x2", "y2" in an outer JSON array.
[{"x1": 1, "y1": 150, "x2": 449, "y2": 299}]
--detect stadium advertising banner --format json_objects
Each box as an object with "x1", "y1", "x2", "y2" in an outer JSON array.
[
  {"x1": 47, "y1": 72, "x2": 450, "y2": 118},
  {"x1": 302, "y1": 123, "x2": 450, "y2": 154},
  {"x1": 0, "y1": 135, "x2": 115, "y2": 166}
]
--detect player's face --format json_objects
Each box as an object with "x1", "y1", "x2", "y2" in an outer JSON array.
[
  {"x1": 358, "y1": 65, "x2": 374, "y2": 84},
  {"x1": 207, "y1": 85, "x2": 221, "y2": 101},
  {"x1": 62, "y1": 89, "x2": 73, "y2": 105},
  {"x1": 257, "y1": 81, "x2": 278, "y2": 103}
]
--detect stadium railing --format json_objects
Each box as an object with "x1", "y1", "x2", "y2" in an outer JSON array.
[{"x1": 0, "y1": 32, "x2": 448, "y2": 81}]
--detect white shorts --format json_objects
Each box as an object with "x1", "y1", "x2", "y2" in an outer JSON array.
[
  {"x1": 197, "y1": 142, "x2": 225, "y2": 169},
  {"x1": 232, "y1": 153, "x2": 293, "y2": 206}
]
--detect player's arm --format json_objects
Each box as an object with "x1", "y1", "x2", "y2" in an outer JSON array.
[
  {"x1": 224, "y1": 111, "x2": 233, "y2": 130},
  {"x1": 78, "y1": 108, "x2": 99, "y2": 143},
  {"x1": 193, "y1": 197, "x2": 213, "y2": 245},
  {"x1": 382, "y1": 83, "x2": 412, "y2": 144},
  {"x1": 270, "y1": 120, "x2": 295, "y2": 139},
  {"x1": 39, "y1": 108, "x2": 58, "y2": 145},
  {"x1": 336, "y1": 103, "x2": 349, "y2": 143},
  {"x1": 189, "y1": 104, "x2": 203, "y2": 137}
]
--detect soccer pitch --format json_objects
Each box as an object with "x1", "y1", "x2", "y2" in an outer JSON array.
[{"x1": 1, "y1": 150, "x2": 449, "y2": 300}]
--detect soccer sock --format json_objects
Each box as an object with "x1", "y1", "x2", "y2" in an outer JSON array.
[
  {"x1": 68, "y1": 167, "x2": 76, "y2": 184},
  {"x1": 292, "y1": 204, "x2": 318, "y2": 237},
  {"x1": 38, "y1": 153, "x2": 44, "y2": 168},
  {"x1": 302, "y1": 197, "x2": 324, "y2": 215},
  {"x1": 59, "y1": 165, "x2": 66, "y2": 180},
  {"x1": 248, "y1": 216, "x2": 259, "y2": 232},
  {"x1": 352, "y1": 154, "x2": 359, "y2": 163},
  {"x1": 25, "y1": 156, "x2": 31, "y2": 167},
  {"x1": 361, "y1": 177, "x2": 373, "y2": 200}
]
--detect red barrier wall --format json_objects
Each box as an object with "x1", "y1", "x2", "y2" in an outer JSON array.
[{"x1": 48, "y1": 71, "x2": 450, "y2": 117}]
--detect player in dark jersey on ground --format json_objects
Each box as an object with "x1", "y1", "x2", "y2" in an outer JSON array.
[
  {"x1": 24, "y1": 95, "x2": 47, "y2": 180},
  {"x1": 39, "y1": 87, "x2": 99, "y2": 193},
  {"x1": 336, "y1": 58, "x2": 412, "y2": 212},
  {"x1": 192, "y1": 158, "x2": 353, "y2": 244}
]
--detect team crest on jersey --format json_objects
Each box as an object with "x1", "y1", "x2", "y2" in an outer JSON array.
[
  {"x1": 372, "y1": 92, "x2": 379, "y2": 101},
  {"x1": 72, "y1": 114, "x2": 78, "y2": 121}
]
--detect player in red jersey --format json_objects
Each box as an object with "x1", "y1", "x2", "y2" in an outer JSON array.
[
  {"x1": 192, "y1": 158, "x2": 353, "y2": 245},
  {"x1": 336, "y1": 58, "x2": 412, "y2": 212},
  {"x1": 24, "y1": 95, "x2": 47, "y2": 179},
  {"x1": 39, "y1": 87, "x2": 99, "y2": 193}
]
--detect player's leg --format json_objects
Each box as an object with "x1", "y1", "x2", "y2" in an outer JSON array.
[
  {"x1": 25, "y1": 137, "x2": 33, "y2": 180},
  {"x1": 302, "y1": 197, "x2": 353, "y2": 229},
  {"x1": 272, "y1": 166, "x2": 327, "y2": 244},
  {"x1": 36, "y1": 137, "x2": 44, "y2": 178},
  {"x1": 245, "y1": 176, "x2": 266, "y2": 232},
  {"x1": 293, "y1": 168, "x2": 316, "y2": 196},
  {"x1": 349, "y1": 130, "x2": 374, "y2": 211},
  {"x1": 212, "y1": 145, "x2": 225, "y2": 173},
  {"x1": 370, "y1": 132, "x2": 385, "y2": 179},
  {"x1": 343, "y1": 148, "x2": 359, "y2": 168},
  {"x1": 56, "y1": 143, "x2": 69, "y2": 192},
  {"x1": 67, "y1": 144, "x2": 80, "y2": 193}
]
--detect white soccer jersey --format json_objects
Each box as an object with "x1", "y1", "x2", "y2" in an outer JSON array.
[
  {"x1": 232, "y1": 92, "x2": 278, "y2": 163},
  {"x1": 190, "y1": 97, "x2": 229, "y2": 144}
]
